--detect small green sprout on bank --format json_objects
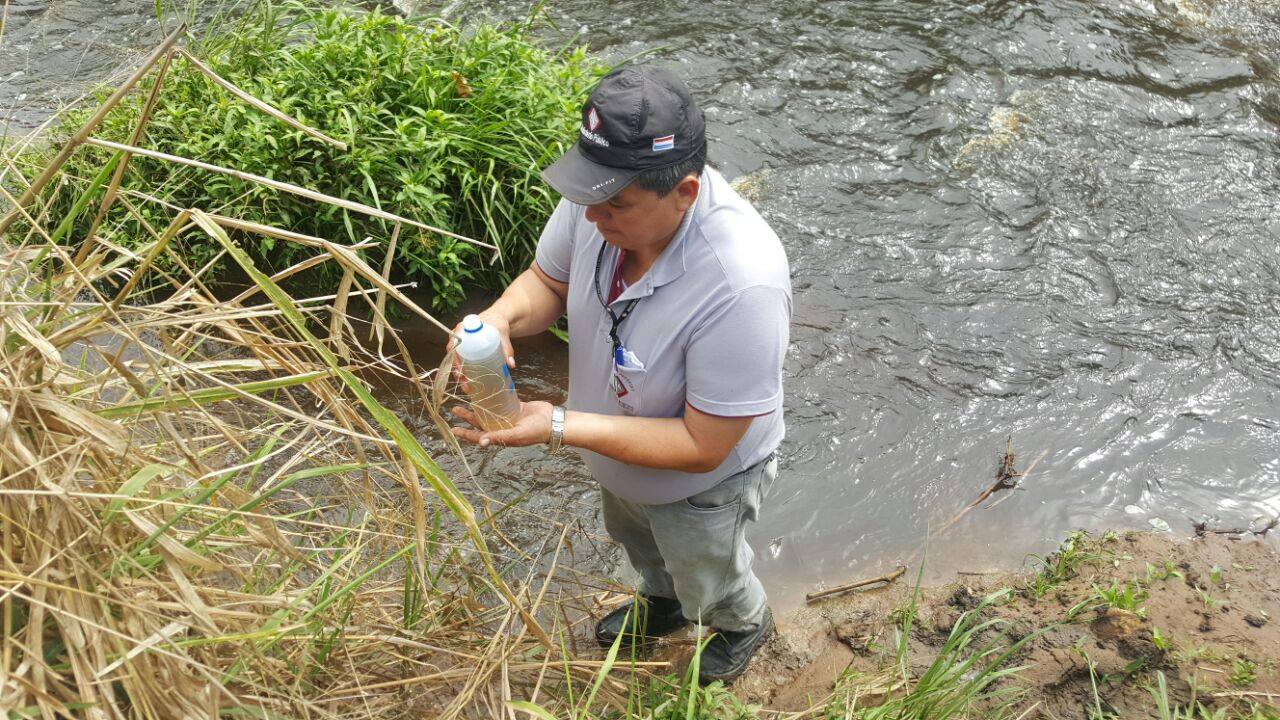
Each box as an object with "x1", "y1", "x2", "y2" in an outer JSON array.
[
  {"x1": 1230, "y1": 659, "x2": 1258, "y2": 689},
  {"x1": 1151, "y1": 626, "x2": 1171, "y2": 651},
  {"x1": 1195, "y1": 586, "x2": 1228, "y2": 610},
  {"x1": 1145, "y1": 558, "x2": 1186, "y2": 583},
  {"x1": 1025, "y1": 530, "x2": 1127, "y2": 599},
  {"x1": 1210, "y1": 565, "x2": 1223, "y2": 585},
  {"x1": 1093, "y1": 578, "x2": 1149, "y2": 616},
  {"x1": 1180, "y1": 642, "x2": 1230, "y2": 665}
]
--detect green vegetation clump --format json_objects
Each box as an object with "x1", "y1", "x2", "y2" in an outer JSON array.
[
  {"x1": 1231, "y1": 660, "x2": 1259, "y2": 689},
  {"x1": 1025, "y1": 529, "x2": 1124, "y2": 598},
  {"x1": 40, "y1": 2, "x2": 606, "y2": 307},
  {"x1": 1087, "y1": 578, "x2": 1149, "y2": 616}
]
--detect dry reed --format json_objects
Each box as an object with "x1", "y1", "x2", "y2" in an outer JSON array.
[{"x1": 0, "y1": 29, "x2": 639, "y2": 719}]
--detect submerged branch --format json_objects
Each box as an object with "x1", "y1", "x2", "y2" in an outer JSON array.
[{"x1": 806, "y1": 565, "x2": 907, "y2": 604}]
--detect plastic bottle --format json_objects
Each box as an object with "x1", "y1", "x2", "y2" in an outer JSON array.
[{"x1": 454, "y1": 314, "x2": 521, "y2": 431}]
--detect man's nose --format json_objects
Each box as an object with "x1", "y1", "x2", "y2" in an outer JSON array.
[{"x1": 585, "y1": 203, "x2": 609, "y2": 224}]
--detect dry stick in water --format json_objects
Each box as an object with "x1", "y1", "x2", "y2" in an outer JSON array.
[
  {"x1": 806, "y1": 565, "x2": 907, "y2": 604},
  {"x1": 930, "y1": 438, "x2": 1047, "y2": 539},
  {"x1": 0, "y1": 23, "x2": 187, "y2": 236},
  {"x1": 329, "y1": 266, "x2": 356, "y2": 362},
  {"x1": 1192, "y1": 516, "x2": 1278, "y2": 538},
  {"x1": 808, "y1": 438, "x2": 1048, "y2": 604}
]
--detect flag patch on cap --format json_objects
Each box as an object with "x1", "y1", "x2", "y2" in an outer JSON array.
[{"x1": 652, "y1": 134, "x2": 675, "y2": 152}]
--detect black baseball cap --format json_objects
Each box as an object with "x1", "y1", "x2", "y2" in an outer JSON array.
[{"x1": 541, "y1": 65, "x2": 706, "y2": 205}]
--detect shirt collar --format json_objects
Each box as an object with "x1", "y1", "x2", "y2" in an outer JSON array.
[{"x1": 609, "y1": 171, "x2": 705, "y2": 303}]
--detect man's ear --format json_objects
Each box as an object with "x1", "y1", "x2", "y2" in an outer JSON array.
[{"x1": 674, "y1": 174, "x2": 700, "y2": 211}]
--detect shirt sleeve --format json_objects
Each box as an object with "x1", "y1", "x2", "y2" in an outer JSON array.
[
  {"x1": 685, "y1": 285, "x2": 791, "y2": 417},
  {"x1": 534, "y1": 199, "x2": 577, "y2": 283}
]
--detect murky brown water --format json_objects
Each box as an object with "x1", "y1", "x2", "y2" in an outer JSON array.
[{"x1": 4, "y1": 0, "x2": 1279, "y2": 612}]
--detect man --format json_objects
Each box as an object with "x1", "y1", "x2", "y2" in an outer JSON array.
[{"x1": 449, "y1": 65, "x2": 791, "y2": 683}]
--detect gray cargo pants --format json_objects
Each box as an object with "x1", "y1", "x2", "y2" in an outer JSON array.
[{"x1": 600, "y1": 452, "x2": 777, "y2": 632}]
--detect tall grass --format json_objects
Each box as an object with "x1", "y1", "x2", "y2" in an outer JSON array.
[
  {"x1": 0, "y1": 27, "x2": 627, "y2": 718},
  {"x1": 836, "y1": 587, "x2": 1037, "y2": 720},
  {"x1": 18, "y1": 1, "x2": 607, "y2": 308}
]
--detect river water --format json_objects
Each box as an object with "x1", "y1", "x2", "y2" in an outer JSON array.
[{"x1": 3, "y1": 0, "x2": 1278, "y2": 611}]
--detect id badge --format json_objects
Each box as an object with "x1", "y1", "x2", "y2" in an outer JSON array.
[{"x1": 609, "y1": 346, "x2": 645, "y2": 415}]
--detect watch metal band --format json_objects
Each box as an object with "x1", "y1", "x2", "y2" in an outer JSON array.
[{"x1": 548, "y1": 405, "x2": 566, "y2": 453}]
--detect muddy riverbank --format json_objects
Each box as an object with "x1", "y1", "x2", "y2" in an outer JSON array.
[{"x1": 617, "y1": 531, "x2": 1280, "y2": 717}]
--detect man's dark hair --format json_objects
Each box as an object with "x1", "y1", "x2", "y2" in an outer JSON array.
[{"x1": 632, "y1": 143, "x2": 708, "y2": 197}]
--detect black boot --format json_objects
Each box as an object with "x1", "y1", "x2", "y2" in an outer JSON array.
[
  {"x1": 594, "y1": 594, "x2": 689, "y2": 648},
  {"x1": 697, "y1": 609, "x2": 774, "y2": 684}
]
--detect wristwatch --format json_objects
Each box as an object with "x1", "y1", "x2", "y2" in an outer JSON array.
[{"x1": 547, "y1": 405, "x2": 566, "y2": 454}]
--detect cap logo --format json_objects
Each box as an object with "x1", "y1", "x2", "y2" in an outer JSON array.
[
  {"x1": 587, "y1": 107, "x2": 601, "y2": 132},
  {"x1": 652, "y1": 134, "x2": 675, "y2": 152},
  {"x1": 580, "y1": 124, "x2": 610, "y2": 147}
]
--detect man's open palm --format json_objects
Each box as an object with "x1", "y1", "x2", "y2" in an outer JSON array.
[{"x1": 450, "y1": 401, "x2": 554, "y2": 448}]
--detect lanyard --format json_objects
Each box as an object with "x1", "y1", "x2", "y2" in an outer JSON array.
[{"x1": 593, "y1": 240, "x2": 639, "y2": 364}]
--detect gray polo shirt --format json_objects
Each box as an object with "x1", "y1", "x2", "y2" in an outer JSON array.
[{"x1": 535, "y1": 167, "x2": 792, "y2": 504}]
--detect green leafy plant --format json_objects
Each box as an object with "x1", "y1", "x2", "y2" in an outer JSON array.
[
  {"x1": 1093, "y1": 579, "x2": 1149, "y2": 615},
  {"x1": 1145, "y1": 558, "x2": 1185, "y2": 583},
  {"x1": 1067, "y1": 577, "x2": 1149, "y2": 620},
  {"x1": 1209, "y1": 565, "x2": 1225, "y2": 587},
  {"x1": 1230, "y1": 659, "x2": 1258, "y2": 688},
  {"x1": 1194, "y1": 586, "x2": 1227, "y2": 610},
  {"x1": 1025, "y1": 530, "x2": 1118, "y2": 598},
  {"x1": 28, "y1": 1, "x2": 608, "y2": 308},
  {"x1": 1152, "y1": 627, "x2": 1170, "y2": 651},
  {"x1": 867, "y1": 587, "x2": 1038, "y2": 719}
]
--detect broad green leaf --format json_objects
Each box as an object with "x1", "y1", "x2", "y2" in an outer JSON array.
[
  {"x1": 97, "y1": 370, "x2": 331, "y2": 419},
  {"x1": 104, "y1": 464, "x2": 174, "y2": 523}
]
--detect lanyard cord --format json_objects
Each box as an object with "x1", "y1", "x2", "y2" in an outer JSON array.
[{"x1": 593, "y1": 240, "x2": 639, "y2": 361}]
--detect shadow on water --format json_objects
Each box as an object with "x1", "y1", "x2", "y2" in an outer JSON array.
[{"x1": 5, "y1": 0, "x2": 1280, "y2": 612}]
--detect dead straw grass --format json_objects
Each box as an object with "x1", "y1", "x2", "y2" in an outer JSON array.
[{"x1": 0, "y1": 28, "x2": 635, "y2": 719}]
